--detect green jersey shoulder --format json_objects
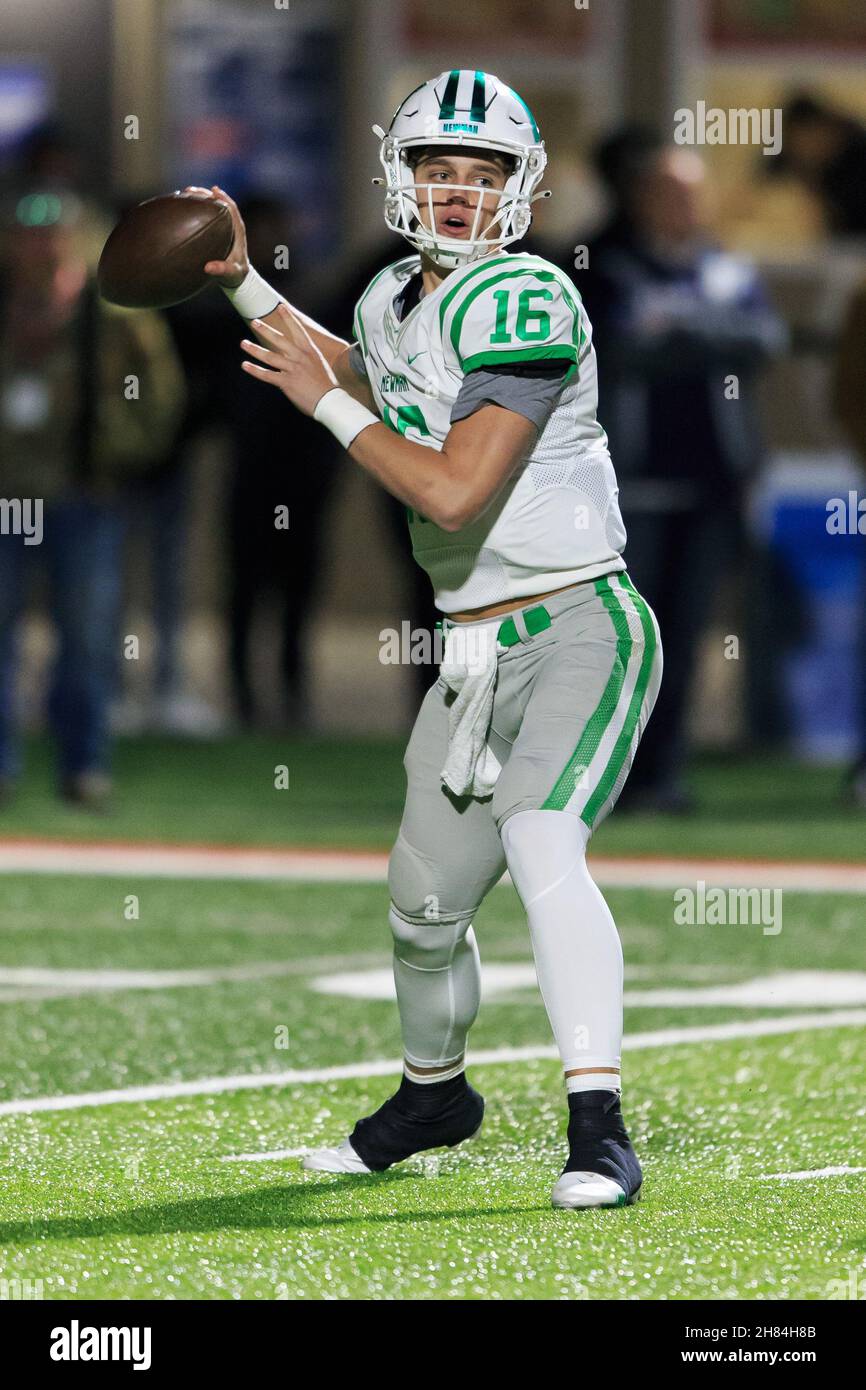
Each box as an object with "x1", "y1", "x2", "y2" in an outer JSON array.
[
  {"x1": 437, "y1": 252, "x2": 586, "y2": 383},
  {"x1": 354, "y1": 250, "x2": 587, "y2": 388}
]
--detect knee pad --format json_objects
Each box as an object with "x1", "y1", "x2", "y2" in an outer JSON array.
[
  {"x1": 388, "y1": 829, "x2": 480, "y2": 929},
  {"x1": 389, "y1": 903, "x2": 474, "y2": 972},
  {"x1": 388, "y1": 831, "x2": 439, "y2": 922}
]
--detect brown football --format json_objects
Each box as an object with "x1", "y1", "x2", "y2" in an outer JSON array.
[{"x1": 97, "y1": 192, "x2": 234, "y2": 309}]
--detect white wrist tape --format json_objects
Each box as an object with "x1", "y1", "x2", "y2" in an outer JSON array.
[
  {"x1": 313, "y1": 388, "x2": 379, "y2": 450},
  {"x1": 222, "y1": 266, "x2": 284, "y2": 321}
]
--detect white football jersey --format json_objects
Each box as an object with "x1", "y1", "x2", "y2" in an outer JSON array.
[{"x1": 353, "y1": 249, "x2": 626, "y2": 613}]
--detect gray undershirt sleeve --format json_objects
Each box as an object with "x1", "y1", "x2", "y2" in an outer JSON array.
[
  {"x1": 347, "y1": 348, "x2": 569, "y2": 428},
  {"x1": 449, "y1": 360, "x2": 571, "y2": 432}
]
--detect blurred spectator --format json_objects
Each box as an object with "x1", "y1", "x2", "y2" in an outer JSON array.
[
  {"x1": 220, "y1": 194, "x2": 341, "y2": 728},
  {"x1": 112, "y1": 224, "x2": 234, "y2": 738},
  {"x1": 770, "y1": 94, "x2": 866, "y2": 236},
  {"x1": 569, "y1": 144, "x2": 787, "y2": 812},
  {"x1": 833, "y1": 278, "x2": 866, "y2": 462},
  {"x1": 0, "y1": 187, "x2": 185, "y2": 807},
  {"x1": 15, "y1": 120, "x2": 84, "y2": 191},
  {"x1": 542, "y1": 124, "x2": 665, "y2": 281},
  {"x1": 831, "y1": 277, "x2": 866, "y2": 807},
  {"x1": 587, "y1": 122, "x2": 665, "y2": 250}
]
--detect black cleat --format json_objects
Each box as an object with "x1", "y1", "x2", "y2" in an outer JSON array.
[
  {"x1": 303, "y1": 1073, "x2": 484, "y2": 1174},
  {"x1": 552, "y1": 1089, "x2": 643, "y2": 1209}
]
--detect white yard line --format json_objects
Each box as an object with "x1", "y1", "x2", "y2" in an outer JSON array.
[
  {"x1": 0, "y1": 840, "x2": 863, "y2": 892},
  {"x1": 0, "y1": 959, "x2": 746, "y2": 1003},
  {"x1": 226, "y1": 1155, "x2": 866, "y2": 1171},
  {"x1": 0, "y1": 953, "x2": 387, "y2": 1003},
  {"x1": 222, "y1": 1147, "x2": 312, "y2": 1163},
  {"x1": 2, "y1": 1008, "x2": 864, "y2": 1117},
  {"x1": 758, "y1": 1166, "x2": 866, "y2": 1181},
  {"x1": 2, "y1": 962, "x2": 861, "y2": 1010},
  {"x1": 309, "y1": 966, "x2": 866, "y2": 1008}
]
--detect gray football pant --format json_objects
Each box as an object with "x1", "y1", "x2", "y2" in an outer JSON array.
[{"x1": 388, "y1": 572, "x2": 662, "y2": 1070}]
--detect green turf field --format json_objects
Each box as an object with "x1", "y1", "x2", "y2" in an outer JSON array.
[
  {"x1": 0, "y1": 798, "x2": 864, "y2": 1299},
  {"x1": 0, "y1": 733, "x2": 863, "y2": 858}
]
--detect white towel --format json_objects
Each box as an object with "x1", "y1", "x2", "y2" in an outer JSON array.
[{"x1": 439, "y1": 621, "x2": 502, "y2": 798}]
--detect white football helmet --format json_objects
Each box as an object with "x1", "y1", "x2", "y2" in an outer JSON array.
[{"x1": 372, "y1": 69, "x2": 550, "y2": 269}]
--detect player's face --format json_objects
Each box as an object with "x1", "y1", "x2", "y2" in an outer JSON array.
[{"x1": 411, "y1": 153, "x2": 510, "y2": 243}]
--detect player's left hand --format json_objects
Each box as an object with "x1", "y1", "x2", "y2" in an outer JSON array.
[{"x1": 240, "y1": 304, "x2": 337, "y2": 417}]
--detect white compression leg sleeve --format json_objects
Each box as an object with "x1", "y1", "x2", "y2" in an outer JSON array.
[{"x1": 500, "y1": 809, "x2": 623, "y2": 1088}]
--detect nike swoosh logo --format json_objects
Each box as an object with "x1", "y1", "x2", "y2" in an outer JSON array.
[{"x1": 407, "y1": 351, "x2": 426, "y2": 365}]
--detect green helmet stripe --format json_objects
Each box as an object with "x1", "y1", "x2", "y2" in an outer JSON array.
[
  {"x1": 470, "y1": 71, "x2": 486, "y2": 123},
  {"x1": 438, "y1": 69, "x2": 460, "y2": 122}
]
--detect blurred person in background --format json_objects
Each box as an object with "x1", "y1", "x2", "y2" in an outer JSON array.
[
  {"x1": 113, "y1": 212, "x2": 233, "y2": 738},
  {"x1": 8, "y1": 126, "x2": 208, "y2": 737},
  {"x1": 770, "y1": 94, "x2": 866, "y2": 237},
  {"x1": 115, "y1": 276, "x2": 226, "y2": 736},
  {"x1": 574, "y1": 123, "x2": 664, "y2": 261},
  {"x1": 0, "y1": 187, "x2": 185, "y2": 808},
  {"x1": 222, "y1": 194, "x2": 340, "y2": 728},
  {"x1": 11, "y1": 120, "x2": 84, "y2": 193},
  {"x1": 832, "y1": 277, "x2": 866, "y2": 809},
  {"x1": 575, "y1": 143, "x2": 787, "y2": 812}
]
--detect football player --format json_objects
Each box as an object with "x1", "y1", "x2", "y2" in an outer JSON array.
[{"x1": 194, "y1": 69, "x2": 662, "y2": 1209}]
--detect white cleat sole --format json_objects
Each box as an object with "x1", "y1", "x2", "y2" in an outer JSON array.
[
  {"x1": 551, "y1": 1170, "x2": 641, "y2": 1210},
  {"x1": 302, "y1": 1139, "x2": 371, "y2": 1174},
  {"x1": 302, "y1": 1123, "x2": 483, "y2": 1176}
]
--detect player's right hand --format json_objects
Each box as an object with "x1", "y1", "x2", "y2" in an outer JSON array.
[{"x1": 183, "y1": 184, "x2": 250, "y2": 289}]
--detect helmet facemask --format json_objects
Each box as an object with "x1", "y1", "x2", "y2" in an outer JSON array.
[{"x1": 375, "y1": 133, "x2": 548, "y2": 270}]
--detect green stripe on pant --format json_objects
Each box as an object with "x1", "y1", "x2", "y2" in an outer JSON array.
[
  {"x1": 541, "y1": 577, "x2": 633, "y2": 813},
  {"x1": 580, "y1": 575, "x2": 658, "y2": 828}
]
